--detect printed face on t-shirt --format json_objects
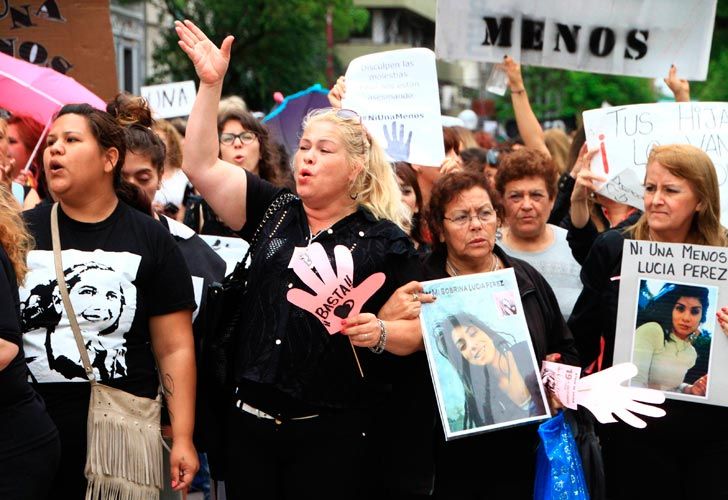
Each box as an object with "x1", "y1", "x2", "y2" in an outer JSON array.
[{"x1": 20, "y1": 249, "x2": 141, "y2": 383}]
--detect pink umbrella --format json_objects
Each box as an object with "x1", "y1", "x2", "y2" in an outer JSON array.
[{"x1": 0, "y1": 52, "x2": 107, "y2": 171}]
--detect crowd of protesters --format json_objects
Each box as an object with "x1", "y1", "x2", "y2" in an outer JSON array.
[{"x1": 0, "y1": 18, "x2": 725, "y2": 500}]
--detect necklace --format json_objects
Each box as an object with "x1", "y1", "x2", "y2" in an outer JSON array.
[{"x1": 446, "y1": 253, "x2": 500, "y2": 276}]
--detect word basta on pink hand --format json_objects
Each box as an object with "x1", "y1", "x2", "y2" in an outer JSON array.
[{"x1": 287, "y1": 243, "x2": 385, "y2": 334}]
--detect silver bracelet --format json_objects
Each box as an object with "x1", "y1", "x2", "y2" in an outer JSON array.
[{"x1": 369, "y1": 319, "x2": 387, "y2": 354}]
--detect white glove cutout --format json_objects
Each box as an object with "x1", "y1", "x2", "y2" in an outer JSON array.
[
  {"x1": 287, "y1": 243, "x2": 385, "y2": 334},
  {"x1": 575, "y1": 363, "x2": 666, "y2": 428}
]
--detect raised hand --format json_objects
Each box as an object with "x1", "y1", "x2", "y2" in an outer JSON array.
[
  {"x1": 175, "y1": 20, "x2": 233, "y2": 85},
  {"x1": 287, "y1": 242, "x2": 386, "y2": 334},
  {"x1": 503, "y1": 56, "x2": 525, "y2": 93},
  {"x1": 383, "y1": 121, "x2": 413, "y2": 161},
  {"x1": 569, "y1": 144, "x2": 603, "y2": 229},
  {"x1": 328, "y1": 75, "x2": 346, "y2": 109},
  {"x1": 575, "y1": 363, "x2": 666, "y2": 429},
  {"x1": 664, "y1": 64, "x2": 690, "y2": 102}
]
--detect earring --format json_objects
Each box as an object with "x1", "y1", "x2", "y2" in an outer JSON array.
[{"x1": 349, "y1": 190, "x2": 358, "y2": 200}]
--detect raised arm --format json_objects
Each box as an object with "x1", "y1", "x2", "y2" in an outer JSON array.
[
  {"x1": 503, "y1": 56, "x2": 550, "y2": 157},
  {"x1": 175, "y1": 20, "x2": 248, "y2": 231}
]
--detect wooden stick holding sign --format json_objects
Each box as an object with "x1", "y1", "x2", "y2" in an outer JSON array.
[{"x1": 287, "y1": 243, "x2": 386, "y2": 377}]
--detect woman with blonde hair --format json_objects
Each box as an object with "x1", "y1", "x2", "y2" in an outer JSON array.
[
  {"x1": 0, "y1": 184, "x2": 60, "y2": 499},
  {"x1": 176, "y1": 20, "x2": 421, "y2": 498},
  {"x1": 568, "y1": 143, "x2": 728, "y2": 499}
]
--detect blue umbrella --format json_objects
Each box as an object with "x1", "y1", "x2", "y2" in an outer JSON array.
[{"x1": 263, "y1": 84, "x2": 330, "y2": 157}]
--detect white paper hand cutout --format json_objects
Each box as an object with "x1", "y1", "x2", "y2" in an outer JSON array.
[
  {"x1": 575, "y1": 363, "x2": 666, "y2": 429},
  {"x1": 287, "y1": 242, "x2": 385, "y2": 334}
]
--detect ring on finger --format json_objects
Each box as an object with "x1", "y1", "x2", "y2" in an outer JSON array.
[{"x1": 412, "y1": 292, "x2": 420, "y2": 302}]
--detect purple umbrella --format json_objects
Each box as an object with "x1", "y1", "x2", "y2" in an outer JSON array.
[{"x1": 263, "y1": 84, "x2": 330, "y2": 157}]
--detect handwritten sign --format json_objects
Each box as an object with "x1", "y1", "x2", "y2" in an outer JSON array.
[
  {"x1": 435, "y1": 0, "x2": 716, "y2": 80},
  {"x1": 0, "y1": 0, "x2": 117, "y2": 100},
  {"x1": 614, "y1": 240, "x2": 728, "y2": 407},
  {"x1": 141, "y1": 81, "x2": 196, "y2": 119},
  {"x1": 342, "y1": 48, "x2": 445, "y2": 167},
  {"x1": 286, "y1": 243, "x2": 385, "y2": 334},
  {"x1": 583, "y1": 102, "x2": 728, "y2": 225}
]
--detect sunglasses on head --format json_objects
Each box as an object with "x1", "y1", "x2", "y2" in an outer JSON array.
[{"x1": 308, "y1": 107, "x2": 362, "y2": 123}]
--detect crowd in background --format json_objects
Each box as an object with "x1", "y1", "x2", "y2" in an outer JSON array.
[{"x1": 0, "y1": 19, "x2": 725, "y2": 500}]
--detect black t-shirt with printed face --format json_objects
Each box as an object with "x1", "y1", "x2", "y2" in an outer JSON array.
[{"x1": 21, "y1": 202, "x2": 196, "y2": 418}]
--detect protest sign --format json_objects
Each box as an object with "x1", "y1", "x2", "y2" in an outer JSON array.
[
  {"x1": 342, "y1": 48, "x2": 445, "y2": 167},
  {"x1": 420, "y1": 269, "x2": 550, "y2": 440},
  {"x1": 198, "y1": 235, "x2": 249, "y2": 277},
  {"x1": 435, "y1": 0, "x2": 716, "y2": 80},
  {"x1": 614, "y1": 240, "x2": 728, "y2": 407},
  {"x1": 582, "y1": 102, "x2": 728, "y2": 225},
  {"x1": 141, "y1": 81, "x2": 196, "y2": 119},
  {"x1": 0, "y1": 0, "x2": 117, "y2": 100}
]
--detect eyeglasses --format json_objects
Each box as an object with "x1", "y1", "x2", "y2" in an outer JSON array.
[
  {"x1": 443, "y1": 209, "x2": 497, "y2": 226},
  {"x1": 219, "y1": 131, "x2": 257, "y2": 145},
  {"x1": 486, "y1": 149, "x2": 499, "y2": 166}
]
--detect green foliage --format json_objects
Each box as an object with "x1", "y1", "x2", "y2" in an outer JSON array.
[
  {"x1": 150, "y1": 0, "x2": 368, "y2": 111},
  {"x1": 691, "y1": 0, "x2": 728, "y2": 101},
  {"x1": 496, "y1": 66, "x2": 656, "y2": 122}
]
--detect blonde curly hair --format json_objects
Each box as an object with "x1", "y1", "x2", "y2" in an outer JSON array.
[{"x1": 0, "y1": 184, "x2": 34, "y2": 284}]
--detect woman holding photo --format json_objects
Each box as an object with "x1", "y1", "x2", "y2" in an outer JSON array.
[
  {"x1": 633, "y1": 284, "x2": 710, "y2": 395},
  {"x1": 568, "y1": 144, "x2": 728, "y2": 499},
  {"x1": 414, "y1": 170, "x2": 578, "y2": 498}
]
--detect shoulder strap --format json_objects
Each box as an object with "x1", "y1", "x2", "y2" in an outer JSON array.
[
  {"x1": 50, "y1": 203, "x2": 96, "y2": 382},
  {"x1": 231, "y1": 192, "x2": 297, "y2": 279}
]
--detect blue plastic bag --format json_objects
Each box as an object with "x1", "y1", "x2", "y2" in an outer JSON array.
[{"x1": 534, "y1": 412, "x2": 590, "y2": 499}]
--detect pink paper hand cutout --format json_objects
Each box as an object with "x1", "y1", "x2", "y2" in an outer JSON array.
[
  {"x1": 287, "y1": 243, "x2": 385, "y2": 334},
  {"x1": 574, "y1": 363, "x2": 666, "y2": 429}
]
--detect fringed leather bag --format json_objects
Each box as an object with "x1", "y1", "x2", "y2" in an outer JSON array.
[{"x1": 51, "y1": 203, "x2": 164, "y2": 500}]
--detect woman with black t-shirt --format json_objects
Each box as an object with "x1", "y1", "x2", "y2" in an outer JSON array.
[
  {"x1": 20, "y1": 103, "x2": 200, "y2": 497},
  {"x1": 0, "y1": 184, "x2": 60, "y2": 499},
  {"x1": 177, "y1": 20, "x2": 423, "y2": 498}
]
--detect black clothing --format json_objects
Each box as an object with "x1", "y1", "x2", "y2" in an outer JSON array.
[
  {"x1": 567, "y1": 226, "x2": 728, "y2": 499},
  {"x1": 0, "y1": 244, "x2": 60, "y2": 497},
  {"x1": 234, "y1": 171, "x2": 418, "y2": 418},
  {"x1": 548, "y1": 172, "x2": 576, "y2": 228},
  {"x1": 183, "y1": 194, "x2": 240, "y2": 237},
  {"x1": 220, "y1": 172, "x2": 420, "y2": 497},
  {"x1": 21, "y1": 201, "x2": 196, "y2": 497},
  {"x1": 566, "y1": 209, "x2": 642, "y2": 265},
  {"x1": 396, "y1": 245, "x2": 579, "y2": 499}
]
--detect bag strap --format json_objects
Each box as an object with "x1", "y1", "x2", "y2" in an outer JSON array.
[
  {"x1": 50, "y1": 203, "x2": 97, "y2": 382},
  {"x1": 231, "y1": 192, "x2": 297, "y2": 280}
]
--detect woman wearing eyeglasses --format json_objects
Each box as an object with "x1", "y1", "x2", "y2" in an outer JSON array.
[
  {"x1": 176, "y1": 21, "x2": 423, "y2": 499},
  {"x1": 184, "y1": 107, "x2": 295, "y2": 236},
  {"x1": 218, "y1": 109, "x2": 293, "y2": 189},
  {"x1": 419, "y1": 170, "x2": 578, "y2": 498}
]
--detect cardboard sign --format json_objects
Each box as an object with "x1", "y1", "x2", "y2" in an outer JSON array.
[
  {"x1": 435, "y1": 0, "x2": 716, "y2": 80},
  {"x1": 0, "y1": 0, "x2": 117, "y2": 101},
  {"x1": 614, "y1": 240, "x2": 728, "y2": 407},
  {"x1": 342, "y1": 48, "x2": 445, "y2": 167},
  {"x1": 141, "y1": 81, "x2": 197, "y2": 119},
  {"x1": 582, "y1": 102, "x2": 728, "y2": 225},
  {"x1": 420, "y1": 269, "x2": 550, "y2": 440},
  {"x1": 287, "y1": 243, "x2": 385, "y2": 334}
]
